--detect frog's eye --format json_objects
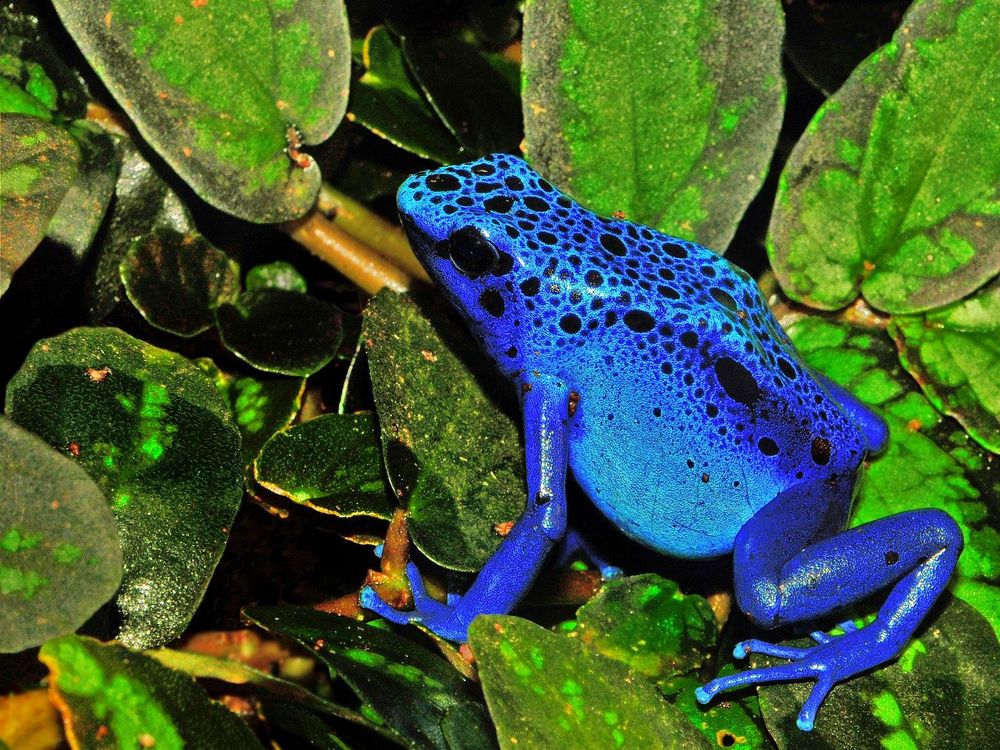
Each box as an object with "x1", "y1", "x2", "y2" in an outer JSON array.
[{"x1": 447, "y1": 226, "x2": 499, "y2": 278}]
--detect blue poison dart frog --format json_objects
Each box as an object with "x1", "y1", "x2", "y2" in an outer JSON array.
[{"x1": 360, "y1": 154, "x2": 963, "y2": 732}]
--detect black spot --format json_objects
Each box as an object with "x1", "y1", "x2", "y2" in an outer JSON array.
[
  {"x1": 624, "y1": 310, "x2": 655, "y2": 332},
  {"x1": 426, "y1": 173, "x2": 460, "y2": 191},
  {"x1": 443, "y1": 205, "x2": 457, "y2": 214},
  {"x1": 662, "y1": 241, "x2": 688, "y2": 258},
  {"x1": 885, "y1": 550, "x2": 900, "y2": 565},
  {"x1": 661, "y1": 362, "x2": 673, "y2": 375},
  {"x1": 777, "y1": 357, "x2": 797, "y2": 379},
  {"x1": 484, "y1": 196, "x2": 514, "y2": 213},
  {"x1": 537, "y1": 231, "x2": 558, "y2": 245},
  {"x1": 687, "y1": 459, "x2": 695, "y2": 468},
  {"x1": 680, "y1": 331, "x2": 699, "y2": 348},
  {"x1": 492, "y1": 252, "x2": 515, "y2": 276},
  {"x1": 472, "y1": 163, "x2": 495, "y2": 176},
  {"x1": 658, "y1": 285, "x2": 680, "y2": 300},
  {"x1": 506, "y1": 346, "x2": 518, "y2": 357},
  {"x1": 585, "y1": 270, "x2": 603, "y2": 287},
  {"x1": 706, "y1": 404, "x2": 718, "y2": 417},
  {"x1": 811, "y1": 437, "x2": 832, "y2": 465},
  {"x1": 604, "y1": 311, "x2": 618, "y2": 327},
  {"x1": 520, "y1": 277, "x2": 541, "y2": 296},
  {"x1": 505, "y1": 176, "x2": 524, "y2": 190},
  {"x1": 710, "y1": 287, "x2": 738, "y2": 311},
  {"x1": 538, "y1": 178, "x2": 555, "y2": 192},
  {"x1": 714, "y1": 357, "x2": 761, "y2": 406},
  {"x1": 479, "y1": 289, "x2": 505, "y2": 318},
  {"x1": 700, "y1": 265, "x2": 717, "y2": 278},
  {"x1": 448, "y1": 227, "x2": 499, "y2": 277},
  {"x1": 475, "y1": 181, "x2": 502, "y2": 193},
  {"x1": 658, "y1": 267, "x2": 676, "y2": 281},
  {"x1": 653, "y1": 407, "x2": 662, "y2": 417},
  {"x1": 505, "y1": 226, "x2": 520, "y2": 239},
  {"x1": 559, "y1": 314, "x2": 582, "y2": 334},
  {"x1": 758, "y1": 437, "x2": 779, "y2": 456},
  {"x1": 524, "y1": 196, "x2": 550, "y2": 212},
  {"x1": 570, "y1": 290, "x2": 583, "y2": 303},
  {"x1": 600, "y1": 233, "x2": 628, "y2": 257},
  {"x1": 456, "y1": 196, "x2": 474, "y2": 207}
]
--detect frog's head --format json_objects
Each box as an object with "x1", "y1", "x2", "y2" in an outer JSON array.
[{"x1": 397, "y1": 154, "x2": 573, "y2": 363}]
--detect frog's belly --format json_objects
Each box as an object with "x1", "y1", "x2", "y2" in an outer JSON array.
[{"x1": 568, "y1": 399, "x2": 782, "y2": 559}]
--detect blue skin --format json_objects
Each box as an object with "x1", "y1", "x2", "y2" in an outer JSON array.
[{"x1": 360, "y1": 154, "x2": 963, "y2": 731}]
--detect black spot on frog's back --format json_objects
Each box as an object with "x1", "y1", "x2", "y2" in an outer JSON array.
[{"x1": 714, "y1": 357, "x2": 761, "y2": 406}]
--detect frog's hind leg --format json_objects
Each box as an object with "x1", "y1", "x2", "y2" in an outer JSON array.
[
  {"x1": 361, "y1": 374, "x2": 570, "y2": 641},
  {"x1": 696, "y1": 473, "x2": 962, "y2": 731}
]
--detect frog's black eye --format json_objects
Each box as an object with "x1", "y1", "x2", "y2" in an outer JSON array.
[{"x1": 447, "y1": 226, "x2": 499, "y2": 278}]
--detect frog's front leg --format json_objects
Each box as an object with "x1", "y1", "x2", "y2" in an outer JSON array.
[
  {"x1": 696, "y1": 474, "x2": 962, "y2": 731},
  {"x1": 360, "y1": 373, "x2": 570, "y2": 641}
]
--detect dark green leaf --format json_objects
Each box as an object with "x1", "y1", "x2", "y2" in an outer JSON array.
[
  {"x1": 467, "y1": 0, "x2": 522, "y2": 49},
  {"x1": 889, "y1": 280, "x2": 1000, "y2": 453},
  {"x1": 262, "y1": 703, "x2": 356, "y2": 750},
  {"x1": 769, "y1": 0, "x2": 1000, "y2": 312},
  {"x1": 469, "y1": 615, "x2": 712, "y2": 749},
  {"x1": 756, "y1": 597, "x2": 1000, "y2": 748},
  {"x1": 215, "y1": 290, "x2": 344, "y2": 376},
  {"x1": 246, "y1": 260, "x2": 308, "y2": 293},
  {"x1": 255, "y1": 412, "x2": 393, "y2": 519},
  {"x1": 51, "y1": 0, "x2": 352, "y2": 222},
  {"x1": 39, "y1": 635, "x2": 264, "y2": 749},
  {"x1": 0, "y1": 417, "x2": 122, "y2": 654},
  {"x1": 6, "y1": 327, "x2": 243, "y2": 648},
  {"x1": 522, "y1": 0, "x2": 784, "y2": 251},
  {"x1": 671, "y1": 673, "x2": 772, "y2": 750},
  {"x1": 363, "y1": 291, "x2": 525, "y2": 571},
  {"x1": 120, "y1": 227, "x2": 241, "y2": 337},
  {"x1": 245, "y1": 604, "x2": 496, "y2": 750},
  {"x1": 0, "y1": 113, "x2": 80, "y2": 294}
]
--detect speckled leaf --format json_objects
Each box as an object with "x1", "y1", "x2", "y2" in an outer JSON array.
[
  {"x1": 0, "y1": 417, "x2": 122, "y2": 654},
  {"x1": 50, "y1": 0, "x2": 351, "y2": 222},
  {"x1": 255, "y1": 412, "x2": 393, "y2": 519},
  {"x1": 363, "y1": 291, "x2": 525, "y2": 571},
  {"x1": 522, "y1": 0, "x2": 784, "y2": 251},
  {"x1": 572, "y1": 574, "x2": 717, "y2": 682},
  {"x1": 0, "y1": 113, "x2": 80, "y2": 294},
  {"x1": 215, "y1": 290, "x2": 343, "y2": 376},
  {"x1": 120, "y1": 227, "x2": 241, "y2": 337},
  {"x1": 6, "y1": 327, "x2": 243, "y2": 648},
  {"x1": 889, "y1": 281, "x2": 1000, "y2": 453},
  {"x1": 246, "y1": 260, "x2": 308, "y2": 293},
  {"x1": 671, "y1": 673, "x2": 770, "y2": 750},
  {"x1": 470, "y1": 615, "x2": 712, "y2": 750},
  {"x1": 769, "y1": 0, "x2": 1000, "y2": 313},
  {"x1": 245, "y1": 604, "x2": 496, "y2": 750},
  {"x1": 401, "y1": 34, "x2": 521, "y2": 156},
  {"x1": 39, "y1": 635, "x2": 263, "y2": 749},
  {"x1": 755, "y1": 597, "x2": 999, "y2": 748},
  {"x1": 348, "y1": 26, "x2": 465, "y2": 165}
]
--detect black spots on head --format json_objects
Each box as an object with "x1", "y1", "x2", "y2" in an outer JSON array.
[
  {"x1": 661, "y1": 362, "x2": 673, "y2": 375},
  {"x1": 557, "y1": 196, "x2": 572, "y2": 208},
  {"x1": 700, "y1": 265, "x2": 717, "y2": 278},
  {"x1": 426, "y1": 173, "x2": 460, "y2": 191},
  {"x1": 811, "y1": 437, "x2": 832, "y2": 466},
  {"x1": 658, "y1": 267, "x2": 676, "y2": 282},
  {"x1": 662, "y1": 241, "x2": 688, "y2": 259},
  {"x1": 505, "y1": 226, "x2": 519, "y2": 239},
  {"x1": 624, "y1": 310, "x2": 655, "y2": 332},
  {"x1": 604, "y1": 311, "x2": 618, "y2": 327},
  {"x1": 600, "y1": 233, "x2": 628, "y2": 257},
  {"x1": 777, "y1": 357, "x2": 797, "y2": 379},
  {"x1": 492, "y1": 252, "x2": 515, "y2": 276},
  {"x1": 706, "y1": 404, "x2": 719, "y2": 418},
  {"x1": 456, "y1": 196, "x2": 475, "y2": 207},
  {"x1": 538, "y1": 178, "x2": 555, "y2": 193},
  {"x1": 658, "y1": 324, "x2": 673, "y2": 336},
  {"x1": 524, "y1": 196, "x2": 550, "y2": 212},
  {"x1": 447, "y1": 227, "x2": 499, "y2": 278},
  {"x1": 504, "y1": 175, "x2": 525, "y2": 190},
  {"x1": 709, "y1": 287, "x2": 738, "y2": 311},
  {"x1": 443, "y1": 205, "x2": 458, "y2": 214},
  {"x1": 479, "y1": 289, "x2": 505, "y2": 318},
  {"x1": 758, "y1": 437, "x2": 779, "y2": 456},
  {"x1": 658, "y1": 285, "x2": 681, "y2": 300},
  {"x1": 472, "y1": 163, "x2": 495, "y2": 176},
  {"x1": 885, "y1": 550, "x2": 900, "y2": 565},
  {"x1": 680, "y1": 331, "x2": 699, "y2": 348},
  {"x1": 559, "y1": 313, "x2": 582, "y2": 334},
  {"x1": 485, "y1": 196, "x2": 514, "y2": 213},
  {"x1": 475, "y1": 181, "x2": 502, "y2": 194},
  {"x1": 520, "y1": 277, "x2": 541, "y2": 296},
  {"x1": 585, "y1": 270, "x2": 603, "y2": 287},
  {"x1": 714, "y1": 357, "x2": 761, "y2": 406},
  {"x1": 537, "y1": 231, "x2": 558, "y2": 246}
]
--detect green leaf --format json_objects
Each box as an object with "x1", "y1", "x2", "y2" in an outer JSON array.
[
  {"x1": 246, "y1": 260, "x2": 308, "y2": 293},
  {"x1": 670, "y1": 673, "x2": 771, "y2": 750},
  {"x1": 245, "y1": 604, "x2": 497, "y2": 750},
  {"x1": 255, "y1": 412, "x2": 393, "y2": 519},
  {"x1": 756, "y1": 597, "x2": 1000, "y2": 748},
  {"x1": 768, "y1": 0, "x2": 1000, "y2": 313},
  {"x1": 348, "y1": 26, "x2": 465, "y2": 165},
  {"x1": 51, "y1": 0, "x2": 352, "y2": 222},
  {"x1": 889, "y1": 280, "x2": 1000, "y2": 453},
  {"x1": 120, "y1": 227, "x2": 241, "y2": 337},
  {"x1": 0, "y1": 417, "x2": 122, "y2": 654},
  {"x1": 469, "y1": 615, "x2": 712, "y2": 749},
  {"x1": 6, "y1": 327, "x2": 243, "y2": 648},
  {"x1": 0, "y1": 113, "x2": 80, "y2": 294},
  {"x1": 363, "y1": 291, "x2": 525, "y2": 571},
  {"x1": 522, "y1": 0, "x2": 784, "y2": 251},
  {"x1": 401, "y1": 33, "x2": 521, "y2": 156},
  {"x1": 39, "y1": 635, "x2": 264, "y2": 749},
  {"x1": 215, "y1": 290, "x2": 344, "y2": 376}
]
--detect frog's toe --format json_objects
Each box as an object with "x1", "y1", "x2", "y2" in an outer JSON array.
[
  {"x1": 734, "y1": 638, "x2": 814, "y2": 660},
  {"x1": 359, "y1": 585, "x2": 419, "y2": 625},
  {"x1": 359, "y1": 565, "x2": 469, "y2": 641}
]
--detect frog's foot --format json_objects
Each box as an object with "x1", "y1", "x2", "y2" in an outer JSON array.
[{"x1": 359, "y1": 562, "x2": 469, "y2": 642}]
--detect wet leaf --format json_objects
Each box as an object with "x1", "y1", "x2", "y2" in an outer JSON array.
[
  {"x1": 522, "y1": 0, "x2": 784, "y2": 251},
  {"x1": 245, "y1": 604, "x2": 496, "y2": 750},
  {"x1": 39, "y1": 635, "x2": 263, "y2": 749},
  {"x1": 245, "y1": 260, "x2": 308, "y2": 294},
  {"x1": 0, "y1": 113, "x2": 80, "y2": 294},
  {"x1": 6, "y1": 327, "x2": 243, "y2": 648},
  {"x1": 215, "y1": 290, "x2": 344, "y2": 376},
  {"x1": 0, "y1": 417, "x2": 122, "y2": 654},
  {"x1": 769, "y1": 0, "x2": 1000, "y2": 312},
  {"x1": 755, "y1": 597, "x2": 999, "y2": 748},
  {"x1": 0, "y1": 689, "x2": 63, "y2": 750},
  {"x1": 889, "y1": 280, "x2": 1000, "y2": 453},
  {"x1": 348, "y1": 26, "x2": 465, "y2": 165},
  {"x1": 469, "y1": 615, "x2": 712, "y2": 749},
  {"x1": 51, "y1": 0, "x2": 352, "y2": 222},
  {"x1": 255, "y1": 412, "x2": 393, "y2": 519},
  {"x1": 120, "y1": 227, "x2": 241, "y2": 337},
  {"x1": 363, "y1": 291, "x2": 525, "y2": 571}
]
